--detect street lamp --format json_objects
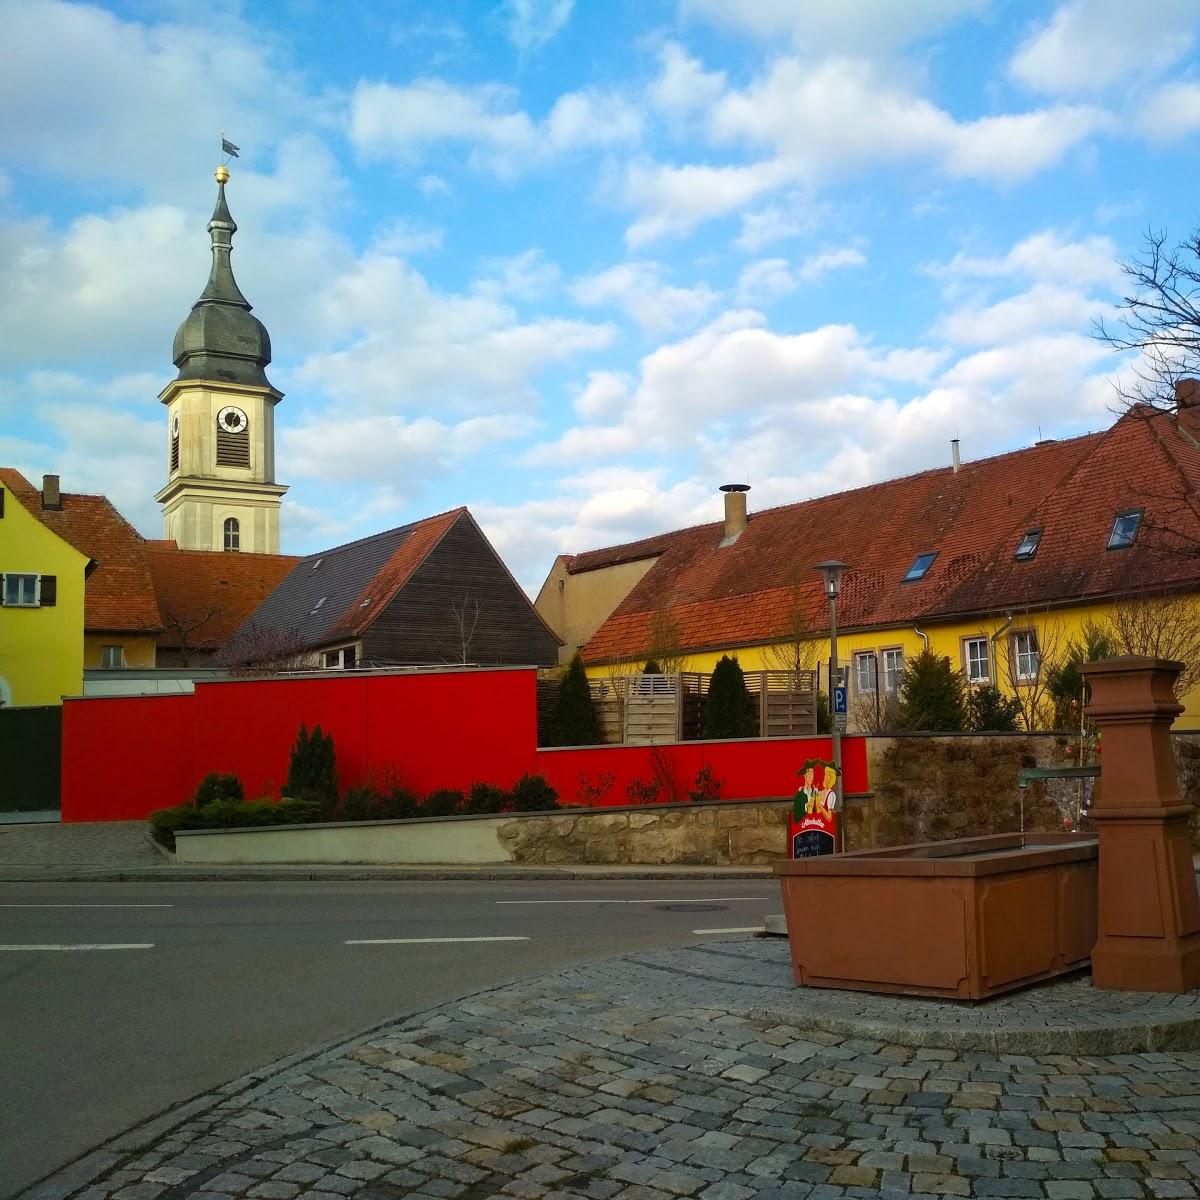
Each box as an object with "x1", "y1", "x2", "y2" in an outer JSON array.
[{"x1": 815, "y1": 560, "x2": 849, "y2": 852}]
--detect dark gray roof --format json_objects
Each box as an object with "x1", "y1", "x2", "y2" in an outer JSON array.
[
  {"x1": 237, "y1": 522, "x2": 428, "y2": 650},
  {"x1": 172, "y1": 176, "x2": 273, "y2": 389}
]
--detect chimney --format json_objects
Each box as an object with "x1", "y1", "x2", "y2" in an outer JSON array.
[
  {"x1": 1175, "y1": 378, "x2": 1200, "y2": 443},
  {"x1": 950, "y1": 439, "x2": 961, "y2": 474},
  {"x1": 42, "y1": 474, "x2": 61, "y2": 511},
  {"x1": 719, "y1": 483, "x2": 750, "y2": 546}
]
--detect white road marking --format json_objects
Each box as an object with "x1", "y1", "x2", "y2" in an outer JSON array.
[
  {"x1": 692, "y1": 927, "x2": 761, "y2": 935},
  {"x1": 494, "y1": 897, "x2": 769, "y2": 905},
  {"x1": 345, "y1": 936, "x2": 532, "y2": 945},
  {"x1": 0, "y1": 903, "x2": 173, "y2": 908},
  {"x1": 0, "y1": 943, "x2": 154, "y2": 951}
]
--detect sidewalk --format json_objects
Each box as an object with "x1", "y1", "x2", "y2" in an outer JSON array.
[
  {"x1": 0, "y1": 821, "x2": 771, "y2": 882},
  {"x1": 20, "y1": 938, "x2": 1200, "y2": 1200}
]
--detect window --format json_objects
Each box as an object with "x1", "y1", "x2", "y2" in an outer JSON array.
[
  {"x1": 323, "y1": 646, "x2": 356, "y2": 670},
  {"x1": 854, "y1": 651, "x2": 878, "y2": 695},
  {"x1": 2, "y1": 574, "x2": 38, "y2": 607},
  {"x1": 1108, "y1": 510, "x2": 1142, "y2": 549},
  {"x1": 100, "y1": 645, "x2": 126, "y2": 669},
  {"x1": 1014, "y1": 529, "x2": 1042, "y2": 560},
  {"x1": 902, "y1": 552, "x2": 938, "y2": 582},
  {"x1": 223, "y1": 517, "x2": 240, "y2": 551},
  {"x1": 882, "y1": 647, "x2": 904, "y2": 694},
  {"x1": 1012, "y1": 630, "x2": 1040, "y2": 682},
  {"x1": 964, "y1": 637, "x2": 991, "y2": 684}
]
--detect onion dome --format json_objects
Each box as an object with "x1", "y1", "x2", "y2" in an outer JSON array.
[{"x1": 172, "y1": 166, "x2": 274, "y2": 389}]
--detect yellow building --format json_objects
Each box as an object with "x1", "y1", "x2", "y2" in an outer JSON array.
[
  {"x1": 537, "y1": 401, "x2": 1200, "y2": 730},
  {"x1": 0, "y1": 470, "x2": 91, "y2": 706}
]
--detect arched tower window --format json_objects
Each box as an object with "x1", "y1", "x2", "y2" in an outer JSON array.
[{"x1": 223, "y1": 517, "x2": 240, "y2": 552}]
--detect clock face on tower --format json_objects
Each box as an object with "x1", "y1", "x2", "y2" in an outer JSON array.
[
  {"x1": 171, "y1": 413, "x2": 180, "y2": 437},
  {"x1": 217, "y1": 405, "x2": 248, "y2": 434}
]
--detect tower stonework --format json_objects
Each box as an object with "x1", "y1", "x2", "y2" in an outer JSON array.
[{"x1": 155, "y1": 166, "x2": 286, "y2": 553}]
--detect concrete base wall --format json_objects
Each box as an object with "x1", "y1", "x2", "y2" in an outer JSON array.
[{"x1": 174, "y1": 799, "x2": 790, "y2": 866}]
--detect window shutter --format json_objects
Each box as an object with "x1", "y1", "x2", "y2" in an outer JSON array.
[{"x1": 40, "y1": 575, "x2": 57, "y2": 607}]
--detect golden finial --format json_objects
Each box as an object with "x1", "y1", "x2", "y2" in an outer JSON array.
[{"x1": 214, "y1": 163, "x2": 230, "y2": 184}]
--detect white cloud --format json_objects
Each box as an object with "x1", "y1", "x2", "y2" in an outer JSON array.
[
  {"x1": 735, "y1": 202, "x2": 815, "y2": 252},
  {"x1": 502, "y1": 0, "x2": 574, "y2": 56},
  {"x1": 570, "y1": 261, "x2": 718, "y2": 333},
  {"x1": 283, "y1": 412, "x2": 536, "y2": 483},
  {"x1": 937, "y1": 283, "x2": 1115, "y2": 345},
  {"x1": 349, "y1": 79, "x2": 641, "y2": 174},
  {"x1": 1010, "y1": 0, "x2": 1200, "y2": 96},
  {"x1": 937, "y1": 230, "x2": 1121, "y2": 289},
  {"x1": 372, "y1": 220, "x2": 445, "y2": 256},
  {"x1": 679, "y1": 0, "x2": 988, "y2": 53},
  {"x1": 1136, "y1": 80, "x2": 1200, "y2": 141},
  {"x1": 797, "y1": 246, "x2": 868, "y2": 282},
  {"x1": 573, "y1": 371, "x2": 632, "y2": 420},
  {"x1": 476, "y1": 250, "x2": 561, "y2": 301},
  {"x1": 649, "y1": 42, "x2": 727, "y2": 122},
  {"x1": 736, "y1": 247, "x2": 866, "y2": 305}
]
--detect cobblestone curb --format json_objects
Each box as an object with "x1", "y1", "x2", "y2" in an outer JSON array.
[{"x1": 18, "y1": 939, "x2": 1200, "y2": 1200}]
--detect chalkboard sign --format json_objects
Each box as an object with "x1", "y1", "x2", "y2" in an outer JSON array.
[{"x1": 792, "y1": 828, "x2": 835, "y2": 858}]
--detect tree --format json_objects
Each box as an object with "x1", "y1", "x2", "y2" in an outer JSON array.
[
  {"x1": 989, "y1": 616, "x2": 1070, "y2": 733},
  {"x1": 160, "y1": 603, "x2": 224, "y2": 667},
  {"x1": 703, "y1": 655, "x2": 757, "y2": 739},
  {"x1": 553, "y1": 652, "x2": 601, "y2": 746},
  {"x1": 285, "y1": 723, "x2": 337, "y2": 810},
  {"x1": 762, "y1": 584, "x2": 822, "y2": 683},
  {"x1": 1047, "y1": 620, "x2": 1115, "y2": 731},
  {"x1": 897, "y1": 649, "x2": 967, "y2": 731},
  {"x1": 1106, "y1": 589, "x2": 1200, "y2": 700},
  {"x1": 966, "y1": 685, "x2": 1021, "y2": 732},
  {"x1": 441, "y1": 595, "x2": 483, "y2": 665},
  {"x1": 1094, "y1": 226, "x2": 1200, "y2": 412},
  {"x1": 215, "y1": 623, "x2": 313, "y2": 675},
  {"x1": 643, "y1": 605, "x2": 686, "y2": 675}
]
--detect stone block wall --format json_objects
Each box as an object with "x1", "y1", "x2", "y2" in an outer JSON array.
[{"x1": 497, "y1": 799, "x2": 790, "y2": 866}]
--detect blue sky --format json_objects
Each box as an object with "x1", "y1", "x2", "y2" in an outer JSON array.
[{"x1": 3, "y1": 0, "x2": 1200, "y2": 591}]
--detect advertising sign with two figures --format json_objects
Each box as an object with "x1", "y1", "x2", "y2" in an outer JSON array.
[{"x1": 790, "y1": 757, "x2": 838, "y2": 857}]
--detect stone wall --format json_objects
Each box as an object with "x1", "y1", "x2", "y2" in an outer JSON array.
[
  {"x1": 851, "y1": 732, "x2": 1200, "y2": 852},
  {"x1": 498, "y1": 799, "x2": 789, "y2": 866}
]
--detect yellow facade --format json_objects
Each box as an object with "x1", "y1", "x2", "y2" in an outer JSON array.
[
  {"x1": 83, "y1": 634, "x2": 158, "y2": 670},
  {"x1": 587, "y1": 601, "x2": 1200, "y2": 732},
  {"x1": 0, "y1": 489, "x2": 89, "y2": 706}
]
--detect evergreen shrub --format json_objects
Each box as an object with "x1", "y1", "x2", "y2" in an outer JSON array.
[
  {"x1": 285, "y1": 723, "x2": 338, "y2": 811},
  {"x1": 897, "y1": 649, "x2": 968, "y2": 731},
  {"x1": 966, "y1": 685, "x2": 1022, "y2": 732},
  {"x1": 702, "y1": 655, "x2": 757, "y2": 739},
  {"x1": 422, "y1": 789, "x2": 465, "y2": 817},
  {"x1": 552, "y1": 653, "x2": 600, "y2": 746},
  {"x1": 193, "y1": 772, "x2": 244, "y2": 807},
  {"x1": 510, "y1": 773, "x2": 559, "y2": 811}
]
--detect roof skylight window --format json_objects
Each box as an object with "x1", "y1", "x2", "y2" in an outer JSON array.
[
  {"x1": 311, "y1": 558, "x2": 323, "y2": 570},
  {"x1": 902, "y1": 552, "x2": 938, "y2": 582},
  {"x1": 311, "y1": 596, "x2": 326, "y2": 614},
  {"x1": 1014, "y1": 529, "x2": 1042, "y2": 560},
  {"x1": 1107, "y1": 511, "x2": 1142, "y2": 550}
]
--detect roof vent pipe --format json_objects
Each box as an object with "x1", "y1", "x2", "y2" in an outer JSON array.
[
  {"x1": 719, "y1": 483, "x2": 750, "y2": 546},
  {"x1": 951, "y1": 439, "x2": 961, "y2": 474},
  {"x1": 42, "y1": 474, "x2": 61, "y2": 511}
]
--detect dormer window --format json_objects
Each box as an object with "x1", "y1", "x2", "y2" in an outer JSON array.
[
  {"x1": 1014, "y1": 529, "x2": 1042, "y2": 560},
  {"x1": 902, "y1": 552, "x2": 938, "y2": 582},
  {"x1": 1107, "y1": 510, "x2": 1142, "y2": 550}
]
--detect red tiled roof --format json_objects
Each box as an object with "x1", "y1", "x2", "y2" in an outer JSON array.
[
  {"x1": 1, "y1": 469, "x2": 163, "y2": 634},
  {"x1": 579, "y1": 410, "x2": 1200, "y2": 665},
  {"x1": 146, "y1": 545, "x2": 301, "y2": 651}
]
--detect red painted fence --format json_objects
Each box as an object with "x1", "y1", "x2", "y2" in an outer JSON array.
[{"x1": 61, "y1": 666, "x2": 866, "y2": 821}]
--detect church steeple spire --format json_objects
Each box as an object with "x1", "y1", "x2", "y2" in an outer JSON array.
[{"x1": 171, "y1": 165, "x2": 273, "y2": 389}]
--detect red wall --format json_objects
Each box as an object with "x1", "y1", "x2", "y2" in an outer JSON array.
[
  {"x1": 62, "y1": 668, "x2": 538, "y2": 821},
  {"x1": 536, "y1": 736, "x2": 867, "y2": 808},
  {"x1": 61, "y1": 667, "x2": 864, "y2": 822}
]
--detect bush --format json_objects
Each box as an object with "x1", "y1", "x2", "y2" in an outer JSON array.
[
  {"x1": 898, "y1": 649, "x2": 967, "y2": 731},
  {"x1": 552, "y1": 653, "x2": 600, "y2": 746},
  {"x1": 465, "y1": 783, "x2": 509, "y2": 814},
  {"x1": 688, "y1": 765, "x2": 722, "y2": 803},
  {"x1": 967, "y1": 685, "x2": 1022, "y2": 732},
  {"x1": 510, "y1": 773, "x2": 559, "y2": 811},
  {"x1": 815, "y1": 691, "x2": 831, "y2": 734},
  {"x1": 422, "y1": 789, "x2": 464, "y2": 817},
  {"x1": 642, "y1": 659, "x2": 662, "y2": 673},
  {"x1": 335, "y1": 787, "x2": 381, "y2": 822},
  {"x1": 193, "y1": 772, "x2": 244, "y2": 807},
  {"x1": 150, "y1": 797, "x2": 323, "y2": 851},
  {"x1": 285, "y1": 723, "x2": 337, "y2": 811},
  {"x1": 376, "y1": 786, "x2": 420, "y2": 820},
  {"x1": 703, "y1": 655, "x2": 757, "y2": 739}
]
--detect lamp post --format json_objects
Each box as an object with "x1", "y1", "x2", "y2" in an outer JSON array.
[{"x1": 816, "y1": 560, "x2": 849, "y2": 852}]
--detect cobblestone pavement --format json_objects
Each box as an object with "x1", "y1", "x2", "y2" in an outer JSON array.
[
  {"x1": 0, "y1": 820, "x2": 164, "y2": 868},
  {"x1": 25, "y1": 940, "x2": 1200, "y2": 1200}
]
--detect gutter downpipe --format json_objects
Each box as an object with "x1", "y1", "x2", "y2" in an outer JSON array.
[{"x1": 912, "y1": 626, "x2": 929, "y2": 652}]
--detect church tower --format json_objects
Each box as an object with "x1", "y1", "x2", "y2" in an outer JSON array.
[{"x1": 155, "y1": 165, "x2": 286, "y2": 553}]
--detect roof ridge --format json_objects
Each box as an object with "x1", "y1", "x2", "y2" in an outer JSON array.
[{"x1": 294, "y1": 506, "x2": 468, "y2": 562}]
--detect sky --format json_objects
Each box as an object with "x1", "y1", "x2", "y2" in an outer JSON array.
[{"x1": 3, "y1": 0, "x2": 1200, "y2": 593}]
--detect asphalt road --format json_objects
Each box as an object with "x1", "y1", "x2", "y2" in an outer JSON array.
[{"x1": 0, "y1": 877, "x2": 778, "y2": 1198}]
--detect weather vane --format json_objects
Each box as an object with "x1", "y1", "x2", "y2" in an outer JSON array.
[{"x1": 216, "y1": 132, "x2": 240, "y2": 184}]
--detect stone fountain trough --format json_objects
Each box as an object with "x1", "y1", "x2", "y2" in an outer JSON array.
[{"x1": 774, "y1": 832, "x2": 1099, "y2": 1001}]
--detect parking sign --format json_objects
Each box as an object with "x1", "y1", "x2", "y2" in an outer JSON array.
[{"x1": 833, "y1": 686, "x2": 847, "y2": 715}]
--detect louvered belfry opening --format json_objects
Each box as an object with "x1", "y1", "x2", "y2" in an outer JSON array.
[
  {"x1": 170, "y1": 433, "x2": 180, "y2": 471},
  {"x1": 216, "y1": 425, "x2": 250, "y2": 467}
]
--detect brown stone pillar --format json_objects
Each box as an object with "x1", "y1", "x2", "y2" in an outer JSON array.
[{"x1": 1082, "y1": 656, "x2": 1200, "y2": 992}]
